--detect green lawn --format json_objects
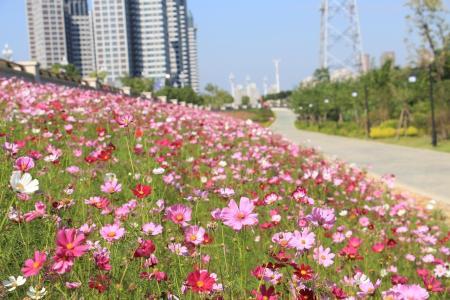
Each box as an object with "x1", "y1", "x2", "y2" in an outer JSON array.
[
  {"x1": 295, "y1": 121, "x2": 450, "y2": 153},
  {"x1": 378, "y1": 136, "x2": 450, "y2": 153}
]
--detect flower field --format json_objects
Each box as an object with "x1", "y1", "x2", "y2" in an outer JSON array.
[{"x1": 0, "y1": 77, "x2": 449, "y2": 299}]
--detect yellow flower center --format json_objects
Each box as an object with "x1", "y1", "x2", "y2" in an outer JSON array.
[
  {"x1": 32, "y1": 262, "x2": 41, "y2": 269},
  {"x1": 16, "y1": 183, "x2": 25, "y2": 191},
  {"x1": 190, "y1": 234, "x2": 197, "y2": 241},
  {"x1": 108, "y1": 231, "x2": 116, "y2": 238},
  {"x1": 237, "y1": 212, "x2": 245, "y2": 219},
  {"x1": 66, "y1": 243, "x2": 74, "y2": 250},
  {"x1": 301, "y1": 270, "x2": 307, "y2": 275},
  {"x1": 196, "y1": 280, "x2": 204, "y2": 288},
  {"x1": 176, "y1": 214, "x2": 184, "y2": 221}
]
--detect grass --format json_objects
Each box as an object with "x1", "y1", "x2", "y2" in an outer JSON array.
[
  {"x1": 0, "y1": 78, "x2": 448, "y2": 299},
  {"x1": 221, "y1": 108, "x2": 275, "y2": 127},
  {"x1": 295, "y1": 121, "x2": 450, "y2": 153}
]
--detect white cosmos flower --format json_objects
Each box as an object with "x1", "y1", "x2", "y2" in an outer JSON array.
[
  {"x1": 10, "y1": 171, "x2": 39, "y2": 194},
  {"x1": 152, "y1": 167, "x2": 165, "y2": 175},
  {"x1": 2, "y1": 275, "x2": 26, "y2": 291},
  {"x1": 27, "y1": 286, "x2": 47, "y2": 299}
]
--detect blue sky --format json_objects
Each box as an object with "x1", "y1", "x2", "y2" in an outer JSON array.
[{"x1": 0, "y1": 1, "x2": 438, "y2": 91}]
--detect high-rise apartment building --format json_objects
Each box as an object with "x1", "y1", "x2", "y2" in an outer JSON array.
[
  {"x1": 92, "y1": 0, "x2": 132, "y2": 85},
  {"x1": 26, "y1": 0, "x2": 68, "y2": 69},
  {"x1": 187, "y1": 12, "x2": 199, "y2": 92},
  {"x1": 129, "y1": 0, "x2": 171, "y2": 79},
  {"x1": 64, "y1": 0, "x2": 96, "y2": 76},
  {"x1": 26, "y1": 0, "x2": 199, "y2": 90}
]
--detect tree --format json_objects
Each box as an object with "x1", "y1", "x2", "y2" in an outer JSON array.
[
  {"x1": 407, "y1": 0, "x2": 450, "y2": 138},
  {"x1": 155, "y1": 86, "x2": 203, "y2": 105},
  {"x1": 241, "y1": 96, "x2": 250, "y2": 107},
  {"x1": 51, "y1": 63, "x2": 81, "y2": 80},
  {"x1": 202, "y1": 84, "x2": 234, "y2": 109},
  {"x1": 89, "y1": 71, "x2": 108, "y2": 83},
  {"x1": 120, "y1": 76, "x2": 154, "y2": 95}
]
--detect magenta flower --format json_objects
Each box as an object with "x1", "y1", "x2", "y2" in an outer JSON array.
[
  {"x1": 165, "y1": 204, "x2": 192, "y2": 226},
  {"x1": 55, "y1": 228, "x2": 89, "y2": 258},
  {"x1": 15, "y1": 156, "x2": 35, "y2": 172},
  {"x1": 100, "y1": 224, "x2": 125, "y2": 242},
  {"x1": 313, "y1": 246, "x2": 335, "y2": 267},
  {"x1": 221, "y1": 197, "x2": 258, "y2": 231},
  {"x1": 23, "y1": 201, "x2": 46, "y2": 222},
  {"x1": 22, "y1": 251, "x2": 47, "y2": 277}
]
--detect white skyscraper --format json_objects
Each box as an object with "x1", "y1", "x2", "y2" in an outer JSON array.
[
  {"x1": 26, "y1": 0, "x2": 68, "y2": 69},
  {"x1": 92, "y1": 0, "x2": 132, "y2": 85},
  {"x1": 130, "y1": 0, "x2": 171, "y2": 78},
  {"x1": 187, "y1": 11, "x2": 199, "y2": 92}
]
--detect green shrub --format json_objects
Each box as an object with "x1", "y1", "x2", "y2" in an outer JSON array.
[
  {"x1": 370, "y1": 127, "x2": 397, "y2": 139},
  {"x1": 370, "y1": 126, "x2": 419, "y2": 139},
  {"x1": 379, "y1": 119, "x2": 398, "y2": 129}
]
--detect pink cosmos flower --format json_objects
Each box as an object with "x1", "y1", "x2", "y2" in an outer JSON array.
[
  {"x1": 55, "y1": 228, "x2": 89, "y2": 258},
  {"x1": 289, "y1": 228, "x2": 316, "y2": 251},
  {"x1": 184, "y1": 225, "x2": 205, "y2": 245},
  {"x1": 357, "y1": 278, "x2": 381, "y2": 297},
  {"x1": 313, "y1": 246, "x2": 335, "y2": 267},
  {"x1": 115, "y1": 113, "x2": 134, "y2": 127},
  {"x1": 93, "y1": 247, "x2": 112, "y2": 271},
  {"x1": 51, "y1": 255, "x2": 74, "y2": 274},
  {"x1": 221, "y1": 197, "x2": 258, "y2": 231},
  {"x1": 165, "y1": 204, "x2": 192, "y2": 226},
  {"x1": 66, "y1": 166, "x2": 80, "y2": 174},
  {"x1": 23, "y1": 202, "x2": 46, "y2": 222},
  {"x1": 382, "y1": 284, "x2": 429, "y2": 299},
  {"x1": 142, "y1": 222, "x2": 163, "y2": 235},
  {"x1": 168, "y1": 243, "x2": 189, "y2": 256},
  {"x1": 15, "y1": 156, "x2": 35, "y2": 172},
  {"x1": 100, "y1": 224, "x2": 125, "y2": 242},
  {"x1": 101, "y1": 179, "x2": 122, "y2": 194},
  {"x1": 22, "y1": 251, "x2": 47, "y2": 277},
  {"x1": 65, "y1": 282, "x2": 81, "y2": 289}
]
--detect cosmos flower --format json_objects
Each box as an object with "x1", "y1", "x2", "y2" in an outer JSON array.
[
  {"x1": 14, "y1": 156, "x2": 35, "y2": 172},
  {"x1": 289, "y1": 228, "x2": 316, "y2": 251},
  {"x1": 21, "y1": 251, "x2": 47, "y2": 277},
  {"x1": 2, "y1": 275, "x2": 26, "y2": 292},
  {"x1": 184, "y1": 225, "x2": 205, "y2": 245},
  {"x1": 100, "y1": 224, "x2": 125, "y2": 242},
  {"x1": 165, "y1": 204, "x2": 192, "y2": 226},
  {"x1": 132, "y1": 183, "x2": 152, "y2": 198},
  {"x1": 55, "y1": 228, "x2": 89, "y2": 258},
  {"x1": 313, "y1": 246, "x2": 335, "y2": 267},
  {"x1": 185, "y1": 270, "x2": 216, "y2": 293},
  {"x1": 27, "y1": 286, "x2": 47, "y2": 300},
  {"x1": 221, "y1": 197, "x2": 258, "y2": 231},
  {"x1": 10, "y1": 171, "x2": 39, "y2": 195}
]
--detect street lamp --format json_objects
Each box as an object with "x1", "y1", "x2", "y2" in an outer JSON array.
[
  {"x1": 2, "y1": 44, "x2": 13, "y2": 61},
  {"x1": 408, "y1": 75, "x2": 417, "y2": 84},
  {"x1": 324, "y1": 98, "x2": 330, "y2": 104}
]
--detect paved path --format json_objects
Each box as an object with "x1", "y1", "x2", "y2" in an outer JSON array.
[{"x1": 270, "y1": 108, "x2": 450, "y2": 205}]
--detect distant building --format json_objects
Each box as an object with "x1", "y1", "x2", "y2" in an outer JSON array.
[
  {"x1": 92, "y1": 0, "x2": 132, "y2": 85},
  {"x1": 380, "y1": 51, "x2": 396, "y2": 66},
  {"x1": 65, "y1": 0, "x2": 96, "y2": 76},
  {"x1": 26, "y1": 0, "x2": 199, "y2": 89},
  {"x1": 26, "y1": 0, "x2": 68, "y2": 69},
  {"x1": 187, "y1": 12, "x2": 199, "y2": 92},
  {"x1": 361, "y1": 53, "x2": 371, "y2": 73}
]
